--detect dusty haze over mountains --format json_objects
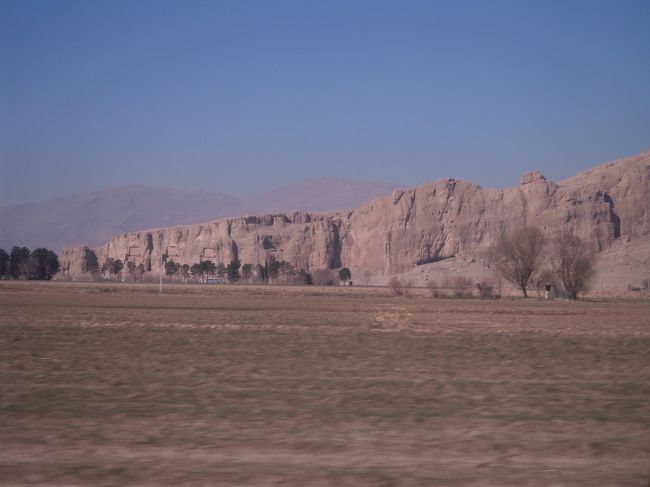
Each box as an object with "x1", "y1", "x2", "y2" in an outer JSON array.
[
  {"x1": 0, "y1": 178, "x2": 400, "y2": 252},
  {"x1": 59, "y1": 150, "x2": 650, "y2": 290}
]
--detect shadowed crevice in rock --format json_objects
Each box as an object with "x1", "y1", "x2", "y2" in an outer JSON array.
[
  {"x1": 415, "y1": 255, "x2": 454, "y2": 266},
  {"x1": 231, "y1": 240, "x2": 239, "y2": 263},
  {"x1": 604, "y1": 194, "x2": 621, "y2": 239},
  {"x1": 330, "y1": 224, "x2": 342, "y2": 269},
  {"x1": 262, "y1": 236, "x2": 275, "y2": 250}
]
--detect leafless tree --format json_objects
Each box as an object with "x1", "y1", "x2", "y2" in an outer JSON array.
[
  {"x1": 388, "y1": 277, "x2": 413, "y2": 297},
  {"x1": 402, "y1": 279, "x2": 413, "y2": 298},
  {"x1": 388, "y1": 277, "x2": 404, "y2": 296},
  {"x1": 476, "y1": 279, "x2": 499, "y2": 299},
  {"x1": 490, "y1": 226, "x2": 546, "y2": 298},
  {"x1": 553, "y1": 231, "x2": 595, "y2": 300},
  {"x1": 425, "y1": 279, "x2": 443, "y2": 298},
  {"x1": 362, "y1": 270, "x2": 372, "y2": 285},
  {"x1": 313, "y1": 268, "x2": 336, "y2": 286},
  {"x1": 450, "y1": 276, "x2": 473, "y2": 298}
]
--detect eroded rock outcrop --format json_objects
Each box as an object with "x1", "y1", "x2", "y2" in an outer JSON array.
[{"x1": 59, "y1": 151, "x2": 650, "y2": 280}]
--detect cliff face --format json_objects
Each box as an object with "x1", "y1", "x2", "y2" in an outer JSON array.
[
  {"x1": 90, "y1": 213, "x2": 344, "y2": 275},
  {"x1": 59, "y1": 151, "x2": 650, "y2": 278}
]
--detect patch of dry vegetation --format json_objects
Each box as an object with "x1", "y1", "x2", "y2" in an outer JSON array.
[{"x1": 0, "y1": 281, "x2": 649, "y2": 486}]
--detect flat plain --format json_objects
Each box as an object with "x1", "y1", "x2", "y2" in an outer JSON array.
[{"x1": 0, "y1": 281, "x2": 649, "y2": 486}]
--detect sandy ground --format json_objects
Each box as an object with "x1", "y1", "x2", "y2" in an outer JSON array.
[{"x1": 0, "y1": 281, "x2": 649, "y2": 486}]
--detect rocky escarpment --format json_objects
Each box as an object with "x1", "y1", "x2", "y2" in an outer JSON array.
[{"x1": 59, "y1": 151, "x2": 650, "y2": 279}]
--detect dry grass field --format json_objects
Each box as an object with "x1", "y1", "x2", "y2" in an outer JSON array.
[{"x1": 0, "y1": 281, "x2": 649, "y2": 486}]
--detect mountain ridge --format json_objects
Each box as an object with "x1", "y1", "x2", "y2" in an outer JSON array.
[{"x1": 0, "y1": 178, "x2": 401, "y2": 251}]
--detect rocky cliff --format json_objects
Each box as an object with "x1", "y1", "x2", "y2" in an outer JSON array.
[{"x1": 59, "y1": 151, "x2": 650, "y2": 282}]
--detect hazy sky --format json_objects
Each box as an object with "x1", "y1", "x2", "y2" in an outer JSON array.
[{"x1": 1, "y1": 0, "x2": 649, "y2": 206}]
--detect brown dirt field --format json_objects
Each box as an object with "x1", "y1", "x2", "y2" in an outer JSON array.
[{"x1": 0, "y1": 281, "x2": 649, "y2": 486}]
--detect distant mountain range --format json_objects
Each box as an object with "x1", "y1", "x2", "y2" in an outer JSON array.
[{"x1": 0, "y1": 178, "x2": 401, "y2": 251}]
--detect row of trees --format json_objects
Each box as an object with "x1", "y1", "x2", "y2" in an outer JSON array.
[
  {"x1": 81, "y1": 251, "x2": 354, "y2": 286},
  {"x1": 490, "y1": 227, "x2": 595, "y2": 299},
  {"x1": 84, "y1": 257, "x2": 146, "y2": 282},
  {"x1": 0, "y1": 246, "x2": 60, "y2": 280},
  {"x1": 164, "y1": 260, "x2": 244, "y2": 283},
  {"x1": 164, "y1": 257, "x2": 352, "y2": 286}
]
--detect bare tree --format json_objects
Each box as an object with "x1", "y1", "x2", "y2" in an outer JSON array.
[
  {"x1": 449, "y1": 276, "x2": 473, "y2": 298},
  {"x1": 425, "y1": 279, "x2": 443, "y2": 298},
  {"x1": 490, "y1": 226, "x2": 545, "y2": 298},
  {"x1": 402, "y1": 279, "x2": 413, "y2": 298},
  {"x1": 388, "y1": 276, "x2": 404, "y2": 296},
  {"x1": 241, "y1": 263, "x2": 253, "y2": 282},
  {"x1": 313, "y1": 268, "x2": 336, "y2": 286},
  {"x1": 553, "y1": 231, "x2": 595, "y2": 300},
  {"x1": 126, "y1": 261, "x2": 137, "y2": 282},
  {"x1": 362, "y1": 270, "x2": 372, "y2": 285},
  {"x1": 388, "y1": 277, "x2": 412, "y2": 297}
]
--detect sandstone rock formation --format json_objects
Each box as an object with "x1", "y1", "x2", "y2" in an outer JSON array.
[{"x1": 59, "y1": 151, "x2": 650, "y2": 288}]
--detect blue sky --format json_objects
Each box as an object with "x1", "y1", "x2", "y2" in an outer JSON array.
[{"x1": 1, "y1": 0, "x2": 649, "y2": 205}]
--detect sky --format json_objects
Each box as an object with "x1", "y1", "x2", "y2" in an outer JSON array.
[{"x1": 1, "y1": 0, "x2": 649, "y2": 206}]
